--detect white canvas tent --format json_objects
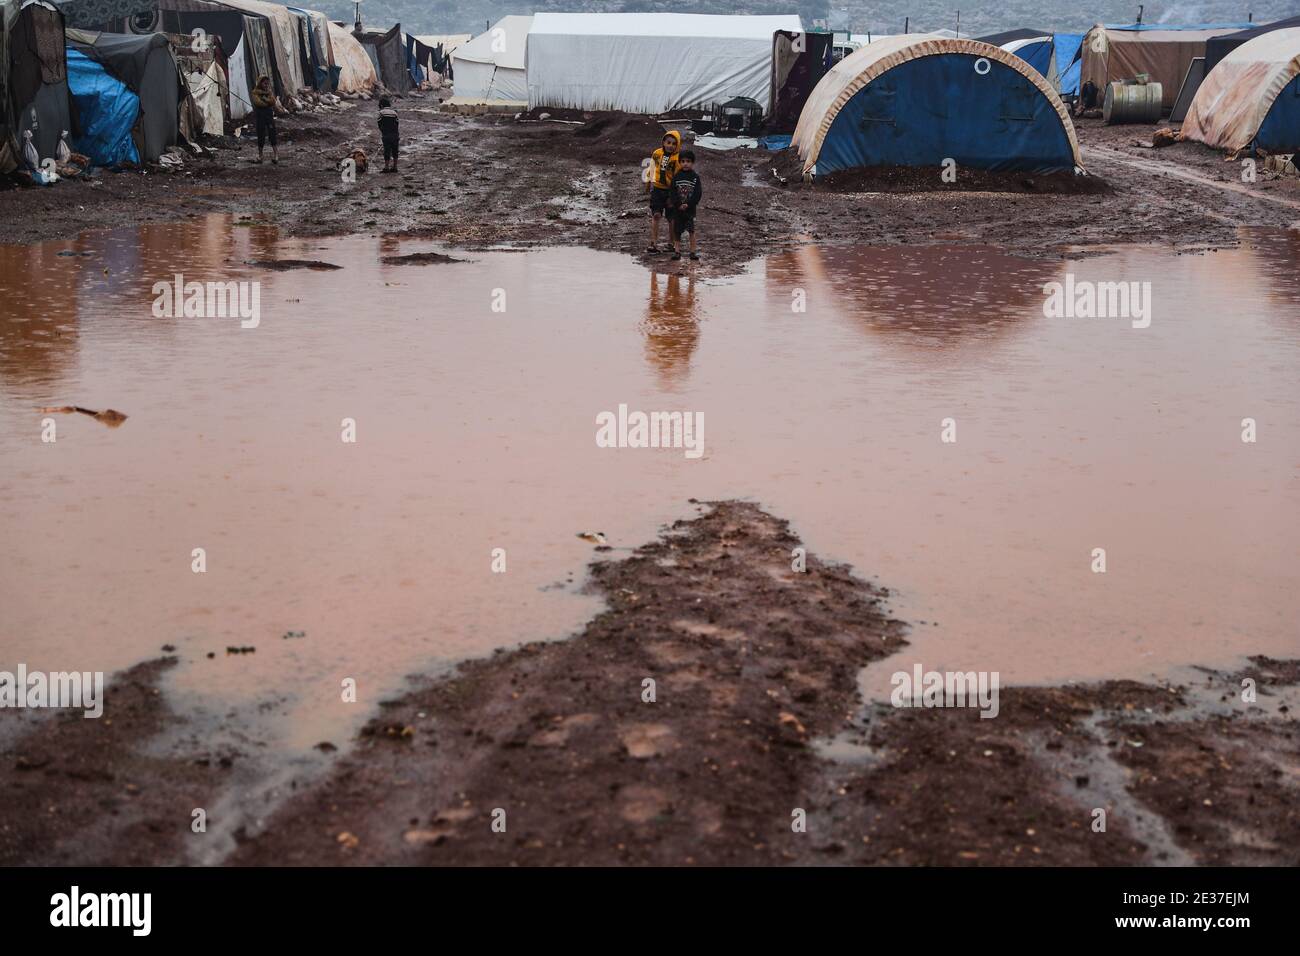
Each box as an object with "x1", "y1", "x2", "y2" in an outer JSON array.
[
  {"x1": 526, "y1": 12, "x2": 804, "y2": 114},
  {"x1": 452, "y1": 15, "x2": 530, "y2": 101},
  {"x1": 327, "y1": 20, "x2": 378, "y2": 94}
]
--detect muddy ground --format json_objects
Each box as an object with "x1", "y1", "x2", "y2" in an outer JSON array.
[
  {"x1": 3, "y1": 104, "x2": 1297, "y2": 867},
  {"x1": 2, "y1": 100, "x2": 1298, "y2": 278},
  {"x1": 2, "y1": 502, "x2": 1295, "y2": 866}
]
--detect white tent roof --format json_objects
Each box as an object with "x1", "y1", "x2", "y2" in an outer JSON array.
[
  {"x1": 528, "y1": 12, "x2": 802, "y2": 40},
  {"x1": 1004, "y1": 36, "x2": 1053, "y2": 53},
  {"x1": 1182, "y1": 27, "x2": 1300, "y2": 151},
  {"x1": 455, "y1": 15, "x2": 531, "y2": 69}
]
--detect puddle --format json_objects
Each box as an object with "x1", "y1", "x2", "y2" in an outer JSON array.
[{"x1": 2, "y1": 217, "x2": 1298, "y2": 753}]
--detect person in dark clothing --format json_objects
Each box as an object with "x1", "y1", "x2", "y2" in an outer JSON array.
[
  {"x1": 666, "y1": 149, "x2": 702, "y2": 261},
  {"x1": 378, "y1": 96, "x2": 400, "y2": 173},
  {"x1": 250, "y1": 75, "x2": 278, "y2": 164}
]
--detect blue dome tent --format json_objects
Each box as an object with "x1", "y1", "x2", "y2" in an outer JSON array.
[{"x1": 792, "y1": 36, "x2": 1083, "y2": 177}]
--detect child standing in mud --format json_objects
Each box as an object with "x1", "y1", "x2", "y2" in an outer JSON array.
[
  {"x1": 378, "y1": 97, "x2": 400, "y2": 173},
  {"x1": 645, "y1": 130, "x2": 682, "y2": 254},
  {"x1": 667, "y1": 150, "x2": 702, "y2": 261},
  {"x1": 250, "y1": 76, "x2": 278, "y2": 164}
]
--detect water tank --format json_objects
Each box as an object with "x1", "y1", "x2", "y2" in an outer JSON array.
[{"x1": 1103, "y1": 80, "x2": 1163, "y2": 125}]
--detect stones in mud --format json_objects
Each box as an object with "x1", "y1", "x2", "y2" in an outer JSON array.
[
  {"x1": 282, "y1": 630, "x2": 306, "y2": 640},
  {"x1": 225, "y1": 646, "x2": 256, "y2": 655}
]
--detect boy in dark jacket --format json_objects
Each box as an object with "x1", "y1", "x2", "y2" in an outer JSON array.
[
  {"x1": 378, "y1": 97, "x2": 400, "y2": 173},
  {"x1": 667, "y1": 149, "x2": 702, "y2": 261}
]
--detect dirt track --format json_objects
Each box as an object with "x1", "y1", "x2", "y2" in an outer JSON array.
[{"x1": 3, "y1": 101, "x2": 1298, "y2": 276}]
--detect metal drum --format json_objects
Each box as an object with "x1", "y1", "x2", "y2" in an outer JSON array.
[{"x1": 1103, "y1": 80, "x2": 1164, "y2": 125}]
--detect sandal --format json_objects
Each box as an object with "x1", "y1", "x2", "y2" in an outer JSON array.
[{"x1": 645, "y1": 245, "x2": 660, "y2": 254}]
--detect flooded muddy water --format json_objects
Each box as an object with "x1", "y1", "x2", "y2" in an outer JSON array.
[{"x1": 2, "y1": 217, "x2": 1297, "y2": 750}]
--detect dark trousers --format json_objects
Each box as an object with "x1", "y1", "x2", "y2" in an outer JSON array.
[
  {"x1": 382, "y1": 137, "x2": 399, "y2": 162},
  {"x1": 254, "y1": 107, "x2": 276, "y2": 149}
]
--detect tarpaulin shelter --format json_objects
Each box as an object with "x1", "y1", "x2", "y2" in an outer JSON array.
[
  {"x1": 526, "y1": 12, "x2": 805, "y2": 115},
  {"x1": 1080, "y1": 23, "x2": 1252, "y2": 111},
  {"x1": 65, "y1": 44, "x2": 135, "y2": 161},
  {"x1": 792, "y1": 35, "x2": 1082, "y2": 176},
  {"x1": 356, "y1": 22, "x2": 407, "y2": 93},
  {"x1": 452, "y1": 14, "x2": 528, "y2": 101},
  {"x1": 1, "y1": 0, "x2": 73, "y2": 174},
  {"x1": 87, "y1": 0, "x2": 275, "y2": 119},
  {"x1": 66, "y1": 28, "x2": 181, "y2": 160},
  {"x1": 218, "y1": 0, "x2": 304, "y2": 97},
  {"x1": 768, "y1": 28, "x2": 832, "y2": 134},
  {"x1": 1055, "y1": 33, "x2": 1084, "y2": 96},
  {"x1": 1205, "y1": 15, "x2": 1300, "y2": 75},
  {"x1": 325, "y1": 18, "x2": 372, "y2": 93},
  {"x1": 285, "y1": 7, "x2": 333, "y2": 90},
  {"x1": 1183, "y1": 27, "x2": 1300, "y2": 154},
  {"x1": 1002, "y1": 35, "x2": 1058, "y2": 89}
]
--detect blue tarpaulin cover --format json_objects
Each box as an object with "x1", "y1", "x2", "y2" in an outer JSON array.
[
  {"x1": 66, "y1": 48, "x2": 139, "y2": 166},
  {"x1": 1054, "y1": 33, "x2": 1084, "y2": 96},
  {"x1": 817, "y1": 54, "x2": 1075, "y2": 174},
  {"x1": 1014, "y1": 39, "x2": 1055, "y2": 78}
]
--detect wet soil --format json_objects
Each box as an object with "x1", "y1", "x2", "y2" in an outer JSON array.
[
  {"x1": 3, "y1": 104, "x2": 1298, "y2": 277},
  {"x1": 3, "y1": 502, "x2": 1294, "y2": 866}
]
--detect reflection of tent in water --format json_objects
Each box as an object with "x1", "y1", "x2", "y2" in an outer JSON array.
[
  {"x1": 1, "y1": 0, "x2": 74, "y2": 174},
  {"x1": 793, "y1": 36, "x2": 1082, "y2": 176},
  {"x1": 0, "y1": 240, "x2": 82, "y2": 394},
  {"x1": 641, "y1": 270, "x2": 700, "y2": 388},
  {"x1": 1182, "y1": 28, "x2": 1300, "y2": 155},
  {"x1": 763, "y1": 244, "x2": 1063, "y2": 351},
  {"x1": 66, "y1": 28, "x2": 182, "y2": 161}
]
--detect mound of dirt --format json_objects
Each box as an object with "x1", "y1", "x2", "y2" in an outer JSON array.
[{"x1": 770, "y1": 149, "x2": 1110, "y2": 195}]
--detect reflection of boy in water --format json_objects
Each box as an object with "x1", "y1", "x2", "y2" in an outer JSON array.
[{"x1": 643, "y1": 270, "x2": 700, "y2": 387}]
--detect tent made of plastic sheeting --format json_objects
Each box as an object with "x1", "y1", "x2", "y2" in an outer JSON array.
[
  {"x1": 1, "y1": 0, "x2": 73, "y2": 174},
  {"x1": 287, "y1": 7, "x2": 335, "y2": 91},
  {"x1": 1055, "y1": 33, "x2": 1084, "y2": 96},
  {"x1": 325, "y1": 19, "x2": 373, "y2": 93},
  {"x1": 66, "y1": 28, "x2": 181, "y2": 160},
  {"x1": 452, "y1": 15, "x2": 528, "y2": 101},
  {"x1": 769, "y1": 28, "x2": 832, "y2": 133},
  {"x1": 1002, "y1": 35, "x2": 1058, "y2": 88},
  {"x1": 1183, "y1": 27, "x2": 1300, "y2": 154},
  {"x1": 1206, "y1": 15, "x2": 1300, "y2": 76},
  {"x1": 526, "y1": 13, "x2": 805, "y2": 114},
  {"x1": 218, "y1": 0, "x2": 304, "y2": 96},
  {"x1": 356, "y1": 22, "x2": 408, "y2": 92},
  {"x1": 792, "y1": 36, "x2": 1082, "y2": 176},
  {"x1": 295, "y1": 8, "x2": 335, "y2": 89},
  {"x1": 1080, "y1": 23, "x2": 1252, "y2": 111},
  {"x1": 96, "y1": 0, "x2": 275, "y2": 120},
  {"x1": 66, "y1": 45, "x2": 137, "y2": 162},
  {"x1": 185, "y1": 56, "x2": 220, "y2": 130}
]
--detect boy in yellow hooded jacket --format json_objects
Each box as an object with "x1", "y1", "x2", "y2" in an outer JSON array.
[{"x1": 645, "y1": 130, "x2": 681, "y2": 254}]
